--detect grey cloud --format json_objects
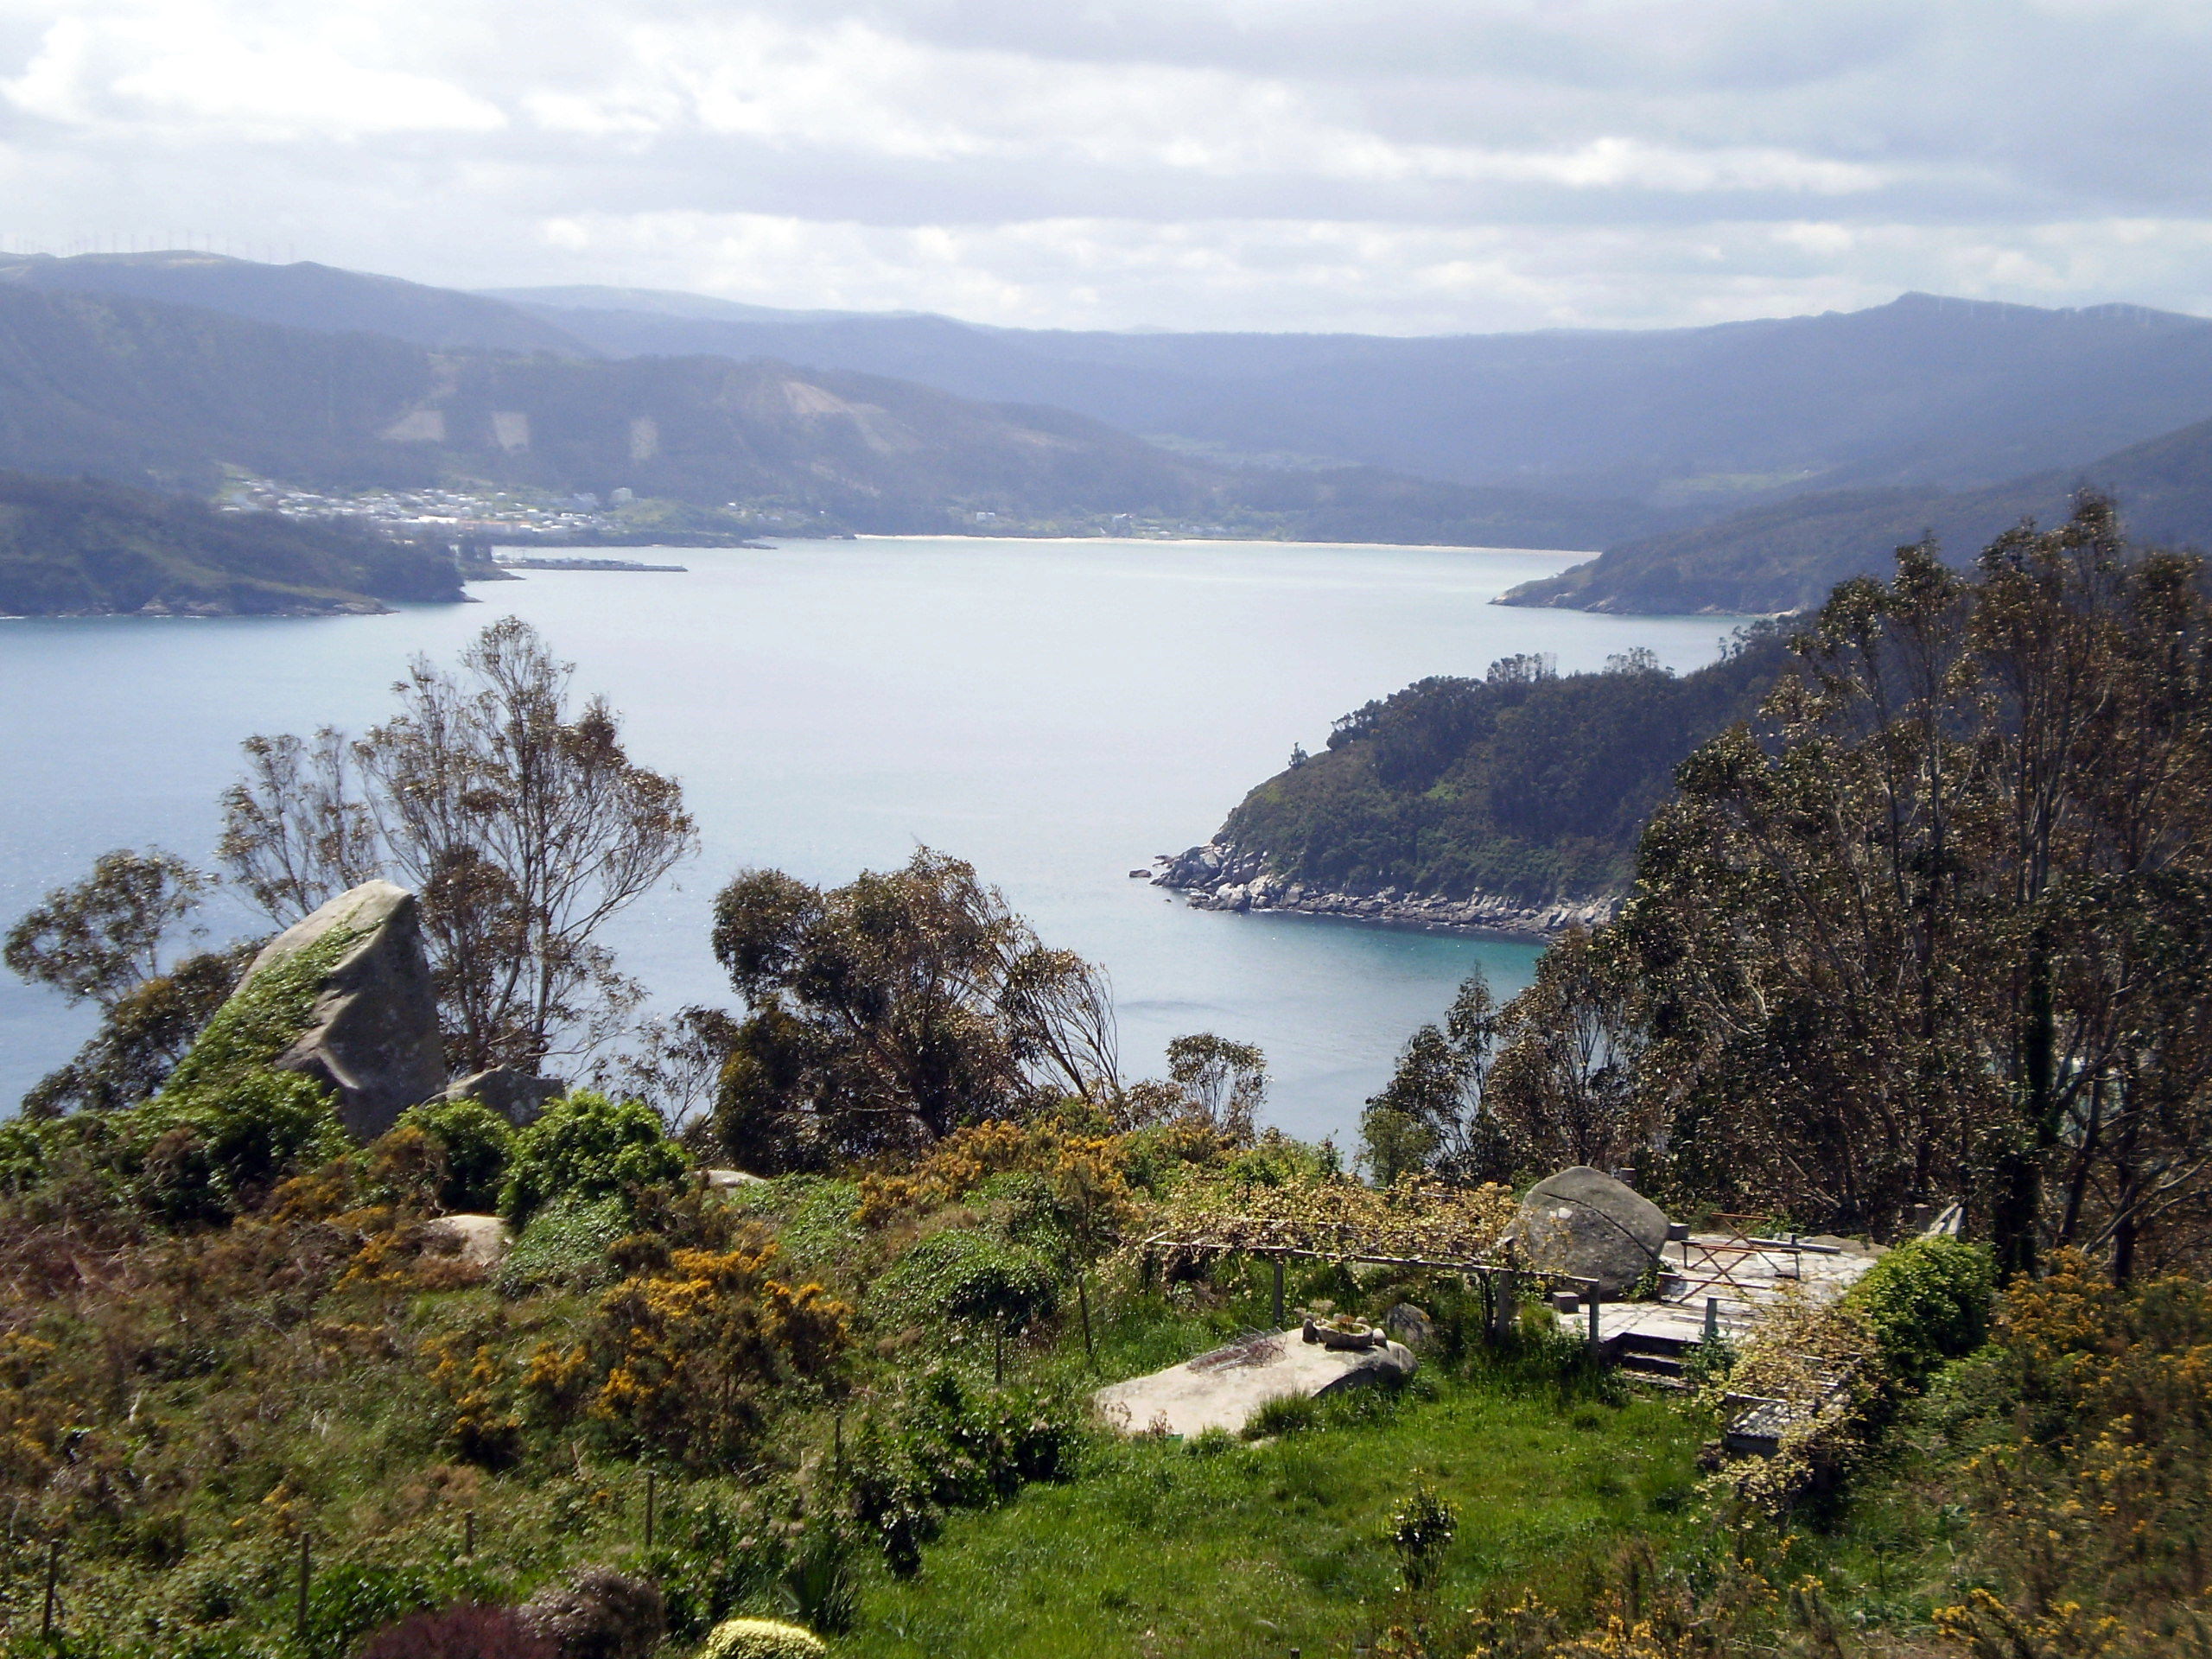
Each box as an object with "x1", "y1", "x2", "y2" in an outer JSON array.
[{"x1": 2, "y1": 0, "x2": 2210, "y2": 329}]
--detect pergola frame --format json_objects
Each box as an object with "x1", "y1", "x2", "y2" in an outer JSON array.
[{"x1": 1137, "y1": 1220, "x2": 1609, "y2": 1353}]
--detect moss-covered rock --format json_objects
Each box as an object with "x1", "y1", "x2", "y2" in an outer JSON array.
[{"x1": 175, "y1": 880, "x2": 447, "y2": 1139}]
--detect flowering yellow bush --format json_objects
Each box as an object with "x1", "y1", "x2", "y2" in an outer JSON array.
[
  {"x1": 700, "y1": 1616, "x2": 826, "y2": 1659},
  {"x1": 589, "y1": 1242, "x2": 851, "y2": 1465}
]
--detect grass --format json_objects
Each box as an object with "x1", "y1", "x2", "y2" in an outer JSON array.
[{"x1": 837, "y1": 1364, "x2": 1707, "y2": 1659}]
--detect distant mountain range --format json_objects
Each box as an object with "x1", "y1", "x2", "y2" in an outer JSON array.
[
  {"x1": 496, "y1": 287, "x2": 2212, "y2": 510},
  {"x1": 0, "y1": 259, "x2": 1653, "y2": 547},
  {"x1": 7, "y1": 251, "x2": 2212, "y2": 598}
]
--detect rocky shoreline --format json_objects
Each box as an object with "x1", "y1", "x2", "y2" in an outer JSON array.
[{"x1": 1150, "y1": 839, "x2": 1618, "y2": 940}]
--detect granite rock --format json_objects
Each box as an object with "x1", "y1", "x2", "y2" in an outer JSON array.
[
  {"x1": 1513, "y1": 1166, "x2": 1670, "y2": 1297},
  {"x1": 241, "y1": 880, "x2": 448, "y2": 1141}
]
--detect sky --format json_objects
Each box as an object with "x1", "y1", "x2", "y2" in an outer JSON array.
[{"x1": 3, "y1": 0, "x2": 2210, "y2": 334}]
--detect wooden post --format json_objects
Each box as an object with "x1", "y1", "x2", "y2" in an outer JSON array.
[
  {"x1": 1271, "y1": 1255, "x2": 1286, "y2": 1328},
  {"x1": 645, "y1": 1469, "x2": 657, "y2": 1553},
  {"x1": 1491, "y1": 1268, "x2": 1519, "y2": 1342},
  {"x1": 1077, "y1": 1271, "x2": 1096, "y2": 1371},
  {"x1": 463, "y1": 1510, "x2": 475, "y2": 1559},
  {"x1": 1586, "y1": 1286, "x2": 1602, "y2": 1357},
  {"x1": 1704, "y1": 1297, "x2": 1719, "y2": 1343},
  {"x1": 40, "y1": 1535, "x2": 59, "y2": 1643},
  {"x1": 296, "y1": 1534, "x2": 311, "y2": 1644}
]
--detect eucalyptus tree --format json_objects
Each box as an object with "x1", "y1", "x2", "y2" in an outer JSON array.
[
  {"x1": 218, "y1": 618, "x2": 699, "y2": 1073},
  {"x1": 1360, "y1": 970, "x2": 1515, "y2": 1185},
  {"x1": 710, "y1": 848, "x2": 1122, "y2": 1169},
  {"x1": 1614, "y1": 495, "x2": 2212, "y2": 1274},
  {"x1": 3, "y1": 848, "x2": 237, "y2": 1113}
]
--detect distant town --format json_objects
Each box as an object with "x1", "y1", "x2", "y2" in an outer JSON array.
[{"x1": 219, "y1": 475, "x2": 1250, "y2": 543}]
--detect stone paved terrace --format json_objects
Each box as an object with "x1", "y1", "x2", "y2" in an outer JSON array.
[{"x1": 1555, "y1": 1230, "x2": 1884, "y2": 1351}]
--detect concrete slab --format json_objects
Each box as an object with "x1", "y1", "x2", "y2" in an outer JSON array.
[{"x1": 1094, "y1": 1330, "x2": 1415, "y2": 1438}]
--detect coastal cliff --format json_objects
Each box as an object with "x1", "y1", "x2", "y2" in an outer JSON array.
[{"x1": 1153, "y1": 838, "x2": 1618, "y2": 939}]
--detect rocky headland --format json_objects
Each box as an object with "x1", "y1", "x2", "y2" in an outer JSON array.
[{"x1": 1152, "y1": 838, "x2": 1618, "y2": 939}]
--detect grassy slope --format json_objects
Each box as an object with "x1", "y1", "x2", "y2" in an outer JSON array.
[{"x1": 844, "y1": 1373, "x2": 1701, "y2": 1659}]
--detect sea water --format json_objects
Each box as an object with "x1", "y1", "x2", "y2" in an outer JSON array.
[{"x1": 0, "y1": 538, "x2": 1745, "y2": 1142}]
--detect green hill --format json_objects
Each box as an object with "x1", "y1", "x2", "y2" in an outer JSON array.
[
  {"x1": 1500, "y1": 414, "x2": 2212, "y2": 614},
  {"x1": 1172, "y1": 632, "x2": 1790, "y2": 909},
  {"x1": 0, "y1": 471, "x2": 462, "y2": 615},
  {"x1": 0, "y1": 282, "x2": 1647, "y2": 547}
]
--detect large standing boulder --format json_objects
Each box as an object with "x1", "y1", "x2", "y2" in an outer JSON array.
[
  {"x1": 238, "y1": 880, "x2": 448, "y2": 1141},
  {"x1": 1512, "y1": 1166, "x2": 1669, "y2": 1297}
]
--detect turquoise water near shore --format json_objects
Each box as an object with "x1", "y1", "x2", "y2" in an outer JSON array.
[{"x1": 0, "y1": 537, "x2": 1744, "y2": 1142}]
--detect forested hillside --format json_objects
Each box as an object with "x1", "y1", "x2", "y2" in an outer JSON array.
[
  {"x1": 0, "y1": 471, "x2": 461, "y2": 615},
  {"x1": 1203, "y1": 631, "x2": 1790, "y2": 906},
  {"x1": 1502, "y1": 421, "x2": 2212, "y2": 613}
]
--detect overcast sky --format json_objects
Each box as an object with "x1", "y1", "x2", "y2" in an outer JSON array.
[{"x1": 3, "y1": 0, "x2": 2209, "y2": 333}]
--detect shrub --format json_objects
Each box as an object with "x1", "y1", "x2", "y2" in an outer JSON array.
[
  {"x1": 867, "y1": 1230, "x2": 1058, "y2": 1338},
  {"x1": 645, "y1": 1495, "x2": 785, "y2": 1640},
  {"x1": 587, "y1": 1242, "x2": 850, "y2": 1465},
  {"x1": 497, "y1": 1194, "x2": 630, "y2": 1296},
  {"x1": 398, "y1": 1097, "x2": 517, "y2": 1213},
  {"x1": 302, "y1": 1561, "x2": 441, "y2": 1659},
  {"x1": 518, "y1": 1567, "x2": 664, "y2": 1659},
  {"x1": 500, "y1": 1092, "x2": 686, "y2": 1224},
  {"x1": 1388, "y1": 1484, "x2": 1459, "y2": 1591},
  {"x1": 130, "y1": 1068, "x2": 349, "y2": 1222},
  {"x1": 701, "y1": 1618, "x2": 827, "y2": 1659},
  {"x1": 1847, "y1": 1236, "x2": 1997, "y2": 1395},
  {"x1": 843, "y1": 1367, "x2": 1084, "y2": 1573},
  {"x1": 355, "y1": 1602, "x2": 556, "y2": 1659}
]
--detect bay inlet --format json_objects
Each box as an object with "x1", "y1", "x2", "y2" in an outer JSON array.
[{"x1": 0, "y1": 537, "x2": 1745, "y2": 1143}]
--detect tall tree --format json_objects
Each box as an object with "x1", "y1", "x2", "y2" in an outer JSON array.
[
  {"x1": 3, "y1": 849, "x2": 238, "y2": 1114},
  {"x1": 709, "y1": 849, "x2": 1122, "y2": 1168},
  {"x1": 218, "y1": 618, "x2": 698, "y2": 1072},
  {"x1": 1360, "y1": 972, "x2": 1513, "y2": 1185},
  {"x1": 1616, "y1": 497, "x2": 2212, "y2": 1273}
]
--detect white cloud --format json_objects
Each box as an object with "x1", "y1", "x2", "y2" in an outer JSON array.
[
  {"x1": 5, "y1": 3, "x2": 505, "y2": 137},
  {"x1": 0, "y1": 0, "x2": 2209, "y2": 327}
]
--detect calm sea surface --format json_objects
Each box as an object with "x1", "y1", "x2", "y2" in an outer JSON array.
[{"x1": 0, "y1": 538, "x2": 1744, "y2": 1142}]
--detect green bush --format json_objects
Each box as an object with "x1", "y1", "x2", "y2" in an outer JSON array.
[
  {"x1": 499, "y1": 1090, "x2": 687, "y2": 1224},
  {"x1": 302, "y1": 1562, "x2": 441, "y2": 1659},
  {"x1": 496, "y1": 1193, "x2": 631, "y2": 1297},
  {"x1": 645, "y1": 1495, "x2": 786, "y2": 1640},
  {"x1": 702, "y1": 1617, "x2": 827, "y2": 1659},
  {"x1": 866, "y1": 1229, "x2": 1058, "y2": 1335},
  {"x1": 1847, "y1": 1236, "x2": 1997, "y2": 1395},
  {"x1": 130, "y1": 1068, "x2": 348, "y2": 1222},
  {"x1": 844, "y1": 1367, "x2": 1084, "y2": 1573},
  {"x1": 398, "y1": 1096, "x2": 516, "y2": 1212}
]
